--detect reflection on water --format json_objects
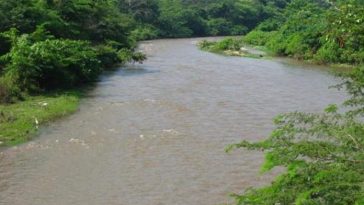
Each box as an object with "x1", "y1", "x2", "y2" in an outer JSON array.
[{"x1": 0, "y1": 38, "x2": 346, "y2": 205}]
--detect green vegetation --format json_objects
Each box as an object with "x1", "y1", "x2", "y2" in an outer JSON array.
[
  {"x1": 119, "y1": 0, "x2": 291, "y2": 38},
  {"x1": 0, "y1": 91, "x2": 80, "y2": 146},
  {"x1": 205, "y1": 0, "x2": 364, "y2": 66},
  {"x1": 198, "y1": 38, "x2": 266, "y2": 58}
]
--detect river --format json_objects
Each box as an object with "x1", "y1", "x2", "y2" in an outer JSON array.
[{"x1": 0, "y1": 38, "x2": 346, "y2": 205}]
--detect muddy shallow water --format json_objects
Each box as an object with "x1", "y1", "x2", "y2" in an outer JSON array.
[{"x1": 0, "y1": 38, "x2": 346, "y2": 205}]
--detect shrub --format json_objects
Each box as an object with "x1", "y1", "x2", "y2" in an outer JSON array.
[
  {"x1": 265, "y1": 32, "x2": 287, "y2": 55},
  {"x1": 230, "y1": 25, "x2": 249, "y2": 35},
  {"x1": 285, "y1": 34, "x2": 310, "y2": 59},
  {"x1": 130, "y1": 25, "x2": 159, "y2": 41},
  {"x1": 117, "y1": 48, "x2": 147, "y2": 64},
  {"x1": 95, "y1": 44, "x2": 120, "y2": 69},
  {"x1": 206, "y1": 18, "x2": 233, "y2": 36},
  {"x1": 0, "y1": 77, "x2": 21, "y2": 103},
  {"x1": 215, "y1": 38, "x2": 242, "y2": 51},
  {"x1": 315, "y1": 40, "x2": 342, "y2": 64},
  {"x1": 198, "y1": 38, "x2": 244, "y2": 53},
  {"x1": 0, "y1": 81, "x2": 11, "y2": 103},
  {"x1": 4, "y1": 36, "x2": 101, "y2": 91},
  {"x1": 244, "y1": 30, "x2": 277, "y2": 46},
  {"x1": 198, "y1": 40, "x2": 215, "y2": 50}
]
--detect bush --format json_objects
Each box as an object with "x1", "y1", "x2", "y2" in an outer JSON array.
[
  {"x1": 0, "y1": 81, "x2": 11, "y2": 103},
  {"x1": 244, "y1": 30, "x2": 277, "y2": 46},
  {"x1": 215, "y1": 38, "x2": 242, "y2": 51},
  {"x1": 4, "y1": 36, "x2": 101, "y2": 91},
  {"x1": 0, "y1": 77, "x2": 21, "y2": 103},
  {"x1": 95, "y1": 44, "x2": 120, "y2": 69},
  {"x1": 206, "y1": 18, "x2": 233, "y2": 36},
  {"x1": 230, "y1": 25, "x2": 248, "y2": 35},
  {"x1": 198, "y1": 38, "x2": 244, "y2": 53},
  {"x1": 130, "y1": 25, "x2": 160, "y2": 41},
  {"x1": 198, "y1": 40, "x2": 216, "y2": 50},
  {"x1": 285, "y1": 34, "x2": 310, "y2": 59},
  {"x1": 265, "y1": 32, "x2": 287, "y2": 55},
  {"x1": 315, "y1": 40, "x2": 342, "y2": 64},
  {"x1": 117, "y1": 48, "x2": 147, "y2": 64}
]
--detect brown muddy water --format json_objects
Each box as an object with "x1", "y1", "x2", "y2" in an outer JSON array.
[{"x1": 0, "y1": 38, "x2": 346, "y2": 205}]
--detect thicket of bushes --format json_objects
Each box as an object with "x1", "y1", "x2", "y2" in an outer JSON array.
[
  {"x1": 200, "y1": 0, "x2": 364, "y2": 67},
  {"x1": 199, "y1": 38, "x2": 243, "y2": 53},
  {"x1": 0, "y1": 0, "x2": 146, "y2": 103},
  {"x1": 243, "y1": 0, "x2": 364, "y2": 65},
  {"x1": 119, "y1": 0, "x2": 291, "y2": 38}
]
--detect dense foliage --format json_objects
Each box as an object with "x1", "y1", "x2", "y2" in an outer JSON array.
[
  {"x1": 5, "y1": 37, "x2": 101, "y2": 91},
  {"x1": 199, "y1": 0, "x2": 364, "y2": 65},
  {"x1": 119, "y1": 0, "x2": 292, "y2": 38},
  {"x1": 243, "y1": 0, "x2": 364, "y2": 65},
  {"x1": 0, "y1": 0, "x2": 146, "y2": 103}
]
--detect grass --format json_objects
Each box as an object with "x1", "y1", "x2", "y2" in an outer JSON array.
[{"x1": 0, "y1": 91, "x2": 81, "y2": 147}]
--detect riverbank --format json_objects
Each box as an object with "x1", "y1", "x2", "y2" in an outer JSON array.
[
  {"x1": 0, "y1": 91, "x2": 81, "y2": 147},
  {"x1": 198, "y1": 37, "x2": 357, "y2": 72}
]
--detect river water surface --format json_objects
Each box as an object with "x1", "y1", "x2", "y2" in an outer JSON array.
[{"x1": 0, "y1": 38, "x2": 346, "y2": 205}]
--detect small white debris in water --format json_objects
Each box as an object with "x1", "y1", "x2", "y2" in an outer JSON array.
[
  {"x1": 139, "y1": 135, "x2": 144, "y2": 139},
  {"x1": 69, "y1": 138, "x2": 90, "y2": 149},
  {"x1": 55, "y1": 140, "x2": 59, "y2": 143},
  {"x1": 108, "y1": 129, "x2": 115, "y2": 132},
  {"x1": 0, "y1": 141, "x2": 3, "y2": 145},
  {"x1": 162, "y1": 129, "x2": 179, "y2": 135},
  {"x1": 69, "y1": 138, "x2": 80, "y2": 143}
]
